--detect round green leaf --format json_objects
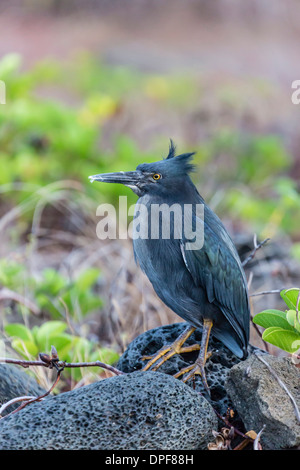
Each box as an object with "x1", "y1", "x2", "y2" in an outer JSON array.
[
  {"x1": 35, "y1": 321, "x2": 67, "y2": 349},
  {"x1": 253, "y1": 310, "x2": 294, "y2": 331},
  {"x1": 76, "y1": 268, "x2": 101, "y2": 291},
  {"x1": 47, "y1": 334, "x2": 73, "y2": 359},
  {"x1": 280, "y1": 288, "x2": 300, "y2": 310},
  {"x1": 11, "y1": 339, "x2": 39, "y2": 358},
  {"x1": 4, "y1": 323, "x2": 34, "y2": 342},
  {"x1": 262, "y1": 326, "x2": 300, "y2": 353},
  {"x1": 286, "y1": 310, "x2": 300, "y2": 333}
]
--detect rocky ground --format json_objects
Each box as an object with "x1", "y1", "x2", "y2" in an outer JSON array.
[{"x1": 0, "y1": 323, "x2": 299, "y2": 450}]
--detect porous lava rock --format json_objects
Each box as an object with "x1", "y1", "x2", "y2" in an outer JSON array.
[
  {"x1": 117, "y1": 322, "x2": 259, "y2": 417},
  {"x1": 0, "y1": 370, "x2": 217, "y2": 450},
  {"x1": 0, "y1": 364, "x2": 45, "y2": 416}
]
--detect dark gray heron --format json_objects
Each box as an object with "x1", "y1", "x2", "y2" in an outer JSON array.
[{"x1": 89, "y1": 141, "x2": 250, "y2": 392}]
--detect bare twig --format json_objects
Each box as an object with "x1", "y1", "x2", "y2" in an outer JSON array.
[
  {"x1": 247, "y1": 271, "x2": 253, "y2": 291},
  {"x1": 250, "y1": 314, "x2": 270, "y2": 352},
  {"x1": 61, "y1": 361, "x2": 124, "y2": 376},
  {"x1": 232, "y1": 430, "x2": 258, "y2": 451},
  {"x1": 1, "y1": 369, "x2": 62, "y2": 420},
  {"x1": 0, "y1": 356, "x2": 124, "y2": 376},
  {"x1": 0, "y1": 348, "x2": 125, "y2": 420},
  {"x1": 0, "y1": 396, "x2": 40, "y2": 416},
  {"x1": 0, "y1": 288, "x2": 40, "y2": 315},
  {"x1": 212, "y1": 407, "x2": 255, "y2": 443},
  {"x1": 254, "y1": 352, "x2": 300, "y2": 424},
  {"x1": 253, "y1": 425, "x2": 265, "y2": 450},
  {"x1": 212, "y1": 403, "x2": 264, "y2": 450},
  {"x1": 242, "y1": 236, "x2": 270, "y2": 267},
  {"x1": 232, "y1": 437, "x2": 252, "y2": 451},
  {"x1": 250, "y1": 289, "x2": 282, "y2": 297}
]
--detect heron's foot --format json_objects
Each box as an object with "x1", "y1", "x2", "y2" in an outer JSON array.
[
  {"x1": 141, "y1": 343, "x2": 200, "y2": 371},
  {"x1": 141, "y1": 325, "x2": 198, "y2": 372},
  {"x1": 173, "y1": 350, "x2": 212, "y2": 395}
]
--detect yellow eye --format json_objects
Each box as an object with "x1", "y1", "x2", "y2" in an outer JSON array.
[{"x1": 152, "y1": 173, "x2": 161, "y2": 181}]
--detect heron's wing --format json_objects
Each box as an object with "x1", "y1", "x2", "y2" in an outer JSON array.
[{"x1": 181, "y1": 206, "x2": 250, "y2": 348}]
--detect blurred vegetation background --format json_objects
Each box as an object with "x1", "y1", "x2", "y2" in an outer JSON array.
[{"x1": 0, "y1": 0, "x2": 300, "y2": 390}]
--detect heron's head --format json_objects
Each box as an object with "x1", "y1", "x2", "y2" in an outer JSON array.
[{"x1": 89, "y1": 140, "x2": 196, "y2": 197}]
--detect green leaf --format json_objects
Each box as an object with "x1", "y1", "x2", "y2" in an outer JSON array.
[
  {"x1": 47, "y1": 334, "x2": 73, "y2": 359},
  {"x1": 35, "y1": 321, "x2": 67, "y2": 350},
  {"x1": 262, "y1": 326, "x2": 300, "y2": 353},
  {"x1": 286, "y1": 310, "x2": 300, "y2": 333},
  {"x1": 253, "y1": 309, "x2": 295, "y2": 331},
  {"x1": 38, "y1": 268, "x2": 66, "y2": 295},
  {"x1": 77, "y1": 292, "x2": 103, "y2": 316},
  {"x1": 76, "y1": 268, "x2": 100, "y2": 291},
  {"x1": 86, "y1": 348, "x2": 119, "y2": 375},
  {"x1": 4, "y1": 323, "x2": 34, "y2": 342},
  {"x1": 11, "y1": 339, "x2": 39, "y2": 358},
  {"x1": 35, "y1": 294, "x2": 62, "y2": 319},
  {"x1": 0, "y1": 259, "x2": 26, "y2": 289},
  {"x1": 280, "y1": 288, "x2": 300, "y2": 310},
  {"x1": 71, "y1": 337, "x2": 92, "y2": 360},
  {"x1": 92, "y1": 347, "x2": 119, "y2": 365},
  {"x1": 0, "y1": 54, "x2": 22, "y2": 79}
]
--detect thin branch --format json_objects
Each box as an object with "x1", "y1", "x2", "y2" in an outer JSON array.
[
  {"x1": 250, "y1": 289, "x2": 282, "y2": 297},
  {"x1": 0, "y1": 356, "x2": 124, "y2": 376},
  {"x1": 254, "y1": 352, "x2": 300, "y2": 424},
  {"x1": 253, "y1": 425, "x2": 265, "y2": 450},
  {"x1": 250, "y1": 314, "x2": 270, "y2": 352},
  {"x1": 247, "y1": 271, "x2": 253, "y2": 291},
  {"x1": 0, "y1": 358, "x2": 44, "y2": 368},
  {"x1": 62, "y1": 361, "x2": 124, "y2": 376},
  {"x1": 0, "y1": 396, "x2": 40, "y2": 416},
  {"x1": 212, "y1": 406, "x2": 255, "y2": 443},
  {"x1": 242, "y1": 236, "x2": 270, "y2": 267},
  {"x1": 0, "y1": 348, "x2": 125, "y2": 421},
  {"x1": 1, "y1": 369, "x2": 62, "y2": 420},
  {"x1": 0, "y1": 288, "x2": 40, "y2": 315},
  {"x1": 232, "y1": 436, "x2": 253, "y2": 451}
]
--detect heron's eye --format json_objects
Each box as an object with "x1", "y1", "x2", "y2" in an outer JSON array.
[{"x1": 152, "y1": 173, "x2": 161, "y2": 181}]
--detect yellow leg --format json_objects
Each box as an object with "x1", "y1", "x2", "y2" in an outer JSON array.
[
  {"x1": 174, "y1": 318, "x2": 213, "y2": 394},
  {"x1": 141, "y1": 325, "x2": 199, "y2": 372}
]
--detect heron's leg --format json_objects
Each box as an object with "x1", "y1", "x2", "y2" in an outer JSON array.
[
  {"x1": 174, "y1": 318, "x2": 213, "y2": 394},
  {"x1": 141, "y1": 325, "x2": 199, "y2": 372}
]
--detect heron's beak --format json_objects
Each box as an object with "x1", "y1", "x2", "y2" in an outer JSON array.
[{"x1": 89, "y1": 170, "x2": 142, "y2": 189}]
